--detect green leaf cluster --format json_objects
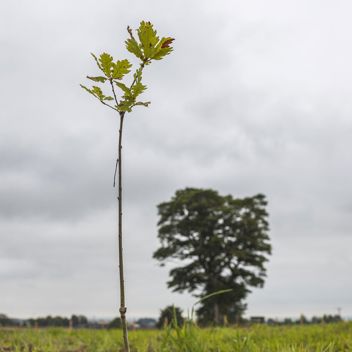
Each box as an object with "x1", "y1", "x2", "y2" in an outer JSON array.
[
  {"x1": 90, "y1": 53, "x2": 132, "y2": 80},
  {"x1": 81, "y1": 21, "x2": 174, "y2": 114},
  {"x1": 126, "y1": 21, "x2": 174, "y2": 63},
  {"x1": 80, "y1": 84, "x2": 113, "y2": 102},
  {"x1": 114, "y1": 67, "x2": 149, "y2": 112}
]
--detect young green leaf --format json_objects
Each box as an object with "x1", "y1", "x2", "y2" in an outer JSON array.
[
  {"x1": 117, "y1": 99, "x2": 134, "y2": 112},
  {"x1": 91, "y1": 86, "x2": 105, "y2": 100},
  {"x1": 133, "y1": 67, "x2": 143, "y2": 84},
  {"x1": 80, "y1": 84, "x2": 113, "y2": 102},
  {"x1": 131, "y1": 81, "x2": 147, "y2": 98},
  {"x1": 91, "y1": 53, "x2": 103, "y2": 71},
  {"x1": 137, "y1": 21, "x2": 159, "y2": 59},
  {"x1": 80, "y1": 84, "x2": 95, "y2": 97},
  {"x1": 125, "y1": 27, "x2": 144, "y2": 60},
  {"x1": 134, "y1": 101, "x2": 151, "y2": 107},
  {"x1": 152, "y1": 37, "x2": 174, "y2": 60},
  {"x1": 99, "y1": 53, "x2": 114, "y2": 77},
  {"x1": 115, "y1": 82, "x2": 131, "y2": 96},
  {"x1": 87, "y1": 76, "x2": 107, "y2": 83},
  {"x1": 112, "y1": 59, "x2": 132, "y2": 80}
]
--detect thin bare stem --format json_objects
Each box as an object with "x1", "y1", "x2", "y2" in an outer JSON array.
[
  {"x1": 100, "y1": 100, "x2": 117, "y2": 111},
  {"x1": 117, "y1": 111, "x2": 129, "y2": 352},
  {"x1": 110, "y1": 79, "x2": 120, "y2": 189},
  {"x1": 109, "y1": 78, "x2": 119, "y2": 106},
  {"x1": 113, "y1": 157, "x2": 118, "y2": 188},
  {"x1": 108, "y1": 78, "x2": 129, "y2": 351}
]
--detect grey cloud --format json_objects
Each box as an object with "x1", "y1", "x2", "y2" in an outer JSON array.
[{"x1": 1, "y1": 0, "x2": 352, "y2": 318}]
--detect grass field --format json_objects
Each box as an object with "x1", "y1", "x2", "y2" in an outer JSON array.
[{"x1": 1, "y1": 322, "x2": 352, "y2": 351}]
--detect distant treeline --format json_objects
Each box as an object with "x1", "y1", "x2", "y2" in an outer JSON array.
[
  {"x1": 0, "y1": 314, "x2": 91, "y2": 328},
  {"x1": 0, "y1": 313, "x2": 344, "y2": 329},
  {"x1": 0, "y1": 314, "x2": 156, "y2": 329},
  {"x1": 264, "y1": 314, "x2": 343, "y2": 325}
]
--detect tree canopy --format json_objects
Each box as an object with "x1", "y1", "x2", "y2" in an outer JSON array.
[{"x1": 153, "y1": 188, "x2": 272, "y2": 325}]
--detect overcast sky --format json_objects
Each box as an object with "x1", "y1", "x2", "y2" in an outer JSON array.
[{"x1": 1, "y1": 0, "x2": 352, "y2": 320}]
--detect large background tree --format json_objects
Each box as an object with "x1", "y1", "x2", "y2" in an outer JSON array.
[{"x1": 153, "y1": 188, "x2": 272, "y2": 325}]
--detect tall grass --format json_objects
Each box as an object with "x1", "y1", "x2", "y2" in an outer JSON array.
[
  {"x1": 1, "y1": 323, "x2": 351, "y2": 351},
  {"x1": 157, "y1": 319, "x2": 352, "y2": 352}
]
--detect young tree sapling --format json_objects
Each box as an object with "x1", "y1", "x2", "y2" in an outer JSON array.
[{"x1": 81, "y1": 21, "x2": 174, "y2": 352}]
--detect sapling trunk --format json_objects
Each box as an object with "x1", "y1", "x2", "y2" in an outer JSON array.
[
  {"x1": 81, "y1": 21, "x2": 174, "y2": 352},
  {"x1": 117, "y1": 111, "x2": 129, "y2": 351}
]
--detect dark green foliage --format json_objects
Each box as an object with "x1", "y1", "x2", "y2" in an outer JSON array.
[
  {"x1": 0, "y1": 314, "x2": 13, "y2": 327},
  {"x1": 156, "y1": 306, "x2": 184, "y2": 329},
  {"x1": 71, "y1": 315, "x2": 88, "y2": 328},
  {"x1": 153, "y1": 188, "x2": 272, "y2": 326},
  {"x1": 81, "y1": 21, "x2": 174, "y2": 113},
  {"x1": 108, "y1": 317, "x2": 122, "y2": 329}
]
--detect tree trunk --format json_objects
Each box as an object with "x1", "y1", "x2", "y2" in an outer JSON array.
[
  {"x1": 118, "y1": 112, "x2": 130, "y2": 352},
  {"x1": 214, "y1": 302, "x2": 220, "y2": 326}
]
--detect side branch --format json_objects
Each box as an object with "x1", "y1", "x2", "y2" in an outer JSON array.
[
  {"x1": 110, "y1": 78, "x2": 119, "y2": 107},
  {"x1": 100, "y1": 100, "x2": 117, "y2": 111}
]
